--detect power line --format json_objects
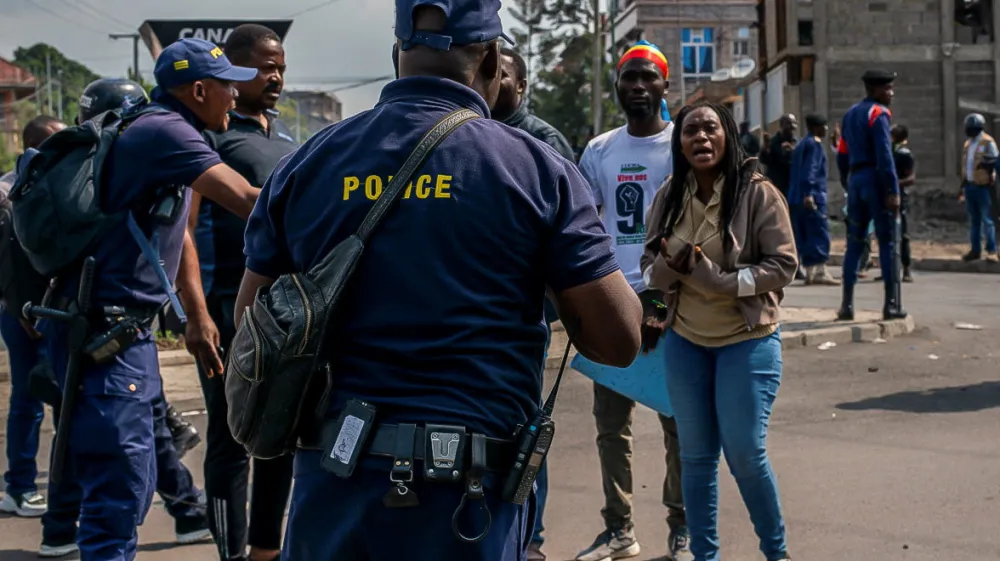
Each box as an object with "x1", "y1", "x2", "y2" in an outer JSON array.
[
  {"x1": 56, "y1": 0, "x2": 113, "y2": 29},
  {"x1": 26, "y1": 0, "x2": 107, "y2": 35},
  {"x1": 286, "y1": 0, "x2": 345, "y2": 19},
  {"x1": 76, "y1": 0, "x2": 134, "y2": 30},
  {"x1": 328, "y1": 75, "x2": 393, "y2": 93}
]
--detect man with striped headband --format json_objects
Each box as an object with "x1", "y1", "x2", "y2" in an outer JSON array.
[{"x1": 575, "y1": 40, "x2": 692, "y2": 561}]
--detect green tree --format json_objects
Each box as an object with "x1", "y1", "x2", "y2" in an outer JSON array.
[
  {"x1": 13, "y1": 43, "x2": 101, "y2": 123},
  {"x1": 505, "y1": 0, "x2": 621, "y2": 147}
]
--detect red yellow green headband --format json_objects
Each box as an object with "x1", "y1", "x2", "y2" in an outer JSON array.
[{"x1": 618, "y1": 44, "x2": 669, "y2": 80}]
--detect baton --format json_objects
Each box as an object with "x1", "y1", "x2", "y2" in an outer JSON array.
[
  {"x1": 893, "y1": 210, "x2": 903, "y2": 306},
  {"x1": 44, "y1": 257, "x2": 96, "y2": 484}
]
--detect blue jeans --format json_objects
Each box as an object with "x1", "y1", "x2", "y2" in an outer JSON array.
[
  {"x1": 1, "y1": 311, "x2": 47, "y2": 497},
  {"x1": 664, "y1": 330, "x2": 787, "y2": 561},
  {"x1": 964, "y1": 183, "x2": 998, "y2": 254}
]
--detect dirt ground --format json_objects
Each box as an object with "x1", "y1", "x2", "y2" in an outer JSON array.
[{"x1": 829, "y1": 218, "x2": 971, "y2": 259}]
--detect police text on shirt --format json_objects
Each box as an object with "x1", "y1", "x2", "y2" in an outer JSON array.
[{"x1": 343, "y1": 174, "x2": 452, "y2": 200}]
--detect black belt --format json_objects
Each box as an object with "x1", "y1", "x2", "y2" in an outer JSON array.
[
  {"x1": 369, "y1": 423, "x2": 515, "y2": 473},
  {"x1": 850, "y1": 163, "x2": 874, "y2": 172}
]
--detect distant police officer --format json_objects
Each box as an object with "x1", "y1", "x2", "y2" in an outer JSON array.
[
  {"x1": 237, "y1": 1, "x2": 642, "y2": 559},
  {"x1": 39, "y1": 39, "x2": 260, "y2": 561},
  {"x1": 788, "y1": 114, "x2": 839, "y2": 286},
  {"x1": 40, "y1": 78, "x2": 214, "y2": 558},
  {"x1": 175, "y1": 24, "x2": 296, "y2": 561},
  {"x1": 837, "y1": 69, "x2": 907, "y2": 321}
]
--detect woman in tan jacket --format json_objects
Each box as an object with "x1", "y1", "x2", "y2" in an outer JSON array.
[{"x1": 640, "y1": 101, "x2": 797, "y2": 561}]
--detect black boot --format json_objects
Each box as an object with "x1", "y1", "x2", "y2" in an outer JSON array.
[
  {"x1": 882, "y1": 284, "x2": 908, "y2": 320},
  {"x1": 836, "y1": 283, "x2": 855, "y2": 321},
  {"x1": 166, "y1": 404, "x2": 202, "y2": 459}
]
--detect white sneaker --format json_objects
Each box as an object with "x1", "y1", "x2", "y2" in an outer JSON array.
[
  {"x1": 0, "y1": 491, "x2": 47, "y2": 517},
  {"x1": 176, "y1": 527, "x2": 212, "y2": 545},
  {"x1": 38, "y1": 541, "x2": 79, "y2": 558}
]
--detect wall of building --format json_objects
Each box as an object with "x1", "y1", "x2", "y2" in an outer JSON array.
[
  {"x1": 827, "y1": 61, "x2": 944, "y2": 178},
  {"x1": 826, "y1": 0, "x2": 942, "y2": 48},
  {"x1": 637, "y1": 1, "x2": 758, "y2": 106}
]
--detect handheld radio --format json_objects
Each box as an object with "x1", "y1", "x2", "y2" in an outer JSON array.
[{"x1": 500, "y1": 335, "x2": 573, "y2": 505}]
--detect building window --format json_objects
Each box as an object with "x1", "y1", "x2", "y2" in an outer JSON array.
[
  {"x1": 681, "y1": 28, "x2": 716, "y2": 77},
  {"x1": 798, "y1": 20, "x2": 814, "y2": 46},
  {"x1": 733, "y1": 40, "x2": 750, "y2": 57}
]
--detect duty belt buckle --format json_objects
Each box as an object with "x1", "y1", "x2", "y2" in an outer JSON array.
[{"x1": 424, "y1": 424, "x2": 467, "y2": 482}]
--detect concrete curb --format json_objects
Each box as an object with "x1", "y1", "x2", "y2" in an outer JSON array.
[
  {"x1": 777, "y1": 313, "x2": 916, "y2": 351},
  {"x1": 828, "y1": 253, "x2": 1000, "y2": 274},
  {"x1": 545, "y1": 314, "x2": 917, "y2": 369}
]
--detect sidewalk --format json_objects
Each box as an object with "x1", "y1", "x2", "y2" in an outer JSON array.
[
  {"x1": 0, "y1": 307, "x2": 916, "y2": 389},
  {"x1": 828, "y1": 253, "x2": 1000, "y2": 274}
]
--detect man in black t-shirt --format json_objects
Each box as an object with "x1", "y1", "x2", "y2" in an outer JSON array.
[
  {"x1": 175, "y1": 25, "x2": 297, "y2": 561},
  {"x1": 891, "y1": 124, "x2": 915, "y2": 282}
]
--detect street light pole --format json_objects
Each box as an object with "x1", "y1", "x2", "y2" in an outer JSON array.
[{"x1": 109, "y1": 33, "x2": 141, "y2": 81}]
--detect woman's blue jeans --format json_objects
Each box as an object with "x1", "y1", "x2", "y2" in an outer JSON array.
[{"x1": 663, "y1": 329, "x2": 787, "y2": 561}]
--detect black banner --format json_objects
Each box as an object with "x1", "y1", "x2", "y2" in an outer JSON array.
[{"x1": 139, "y1": 20, "x2": 294, "y2": 58}]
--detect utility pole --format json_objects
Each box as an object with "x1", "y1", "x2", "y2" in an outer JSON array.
[
  {"x1": 45, "y1": 51, "x2": 53, "y2": 114},
  {"x1": 109, "y1": 33, "x2": 141, "y2": 82},
  {"x1": 56, "y1": 70, "x2": 64, "y2": 120},
  {"x1": 591, "y1": 0, "x2": 603, "y2": 135}
]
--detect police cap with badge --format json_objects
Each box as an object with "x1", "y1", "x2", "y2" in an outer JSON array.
[{"x1": 862, "y1": 69, "x2": 896, "y2": 85}]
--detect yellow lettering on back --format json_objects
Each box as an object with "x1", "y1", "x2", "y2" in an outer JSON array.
[
  {"x1": 343, "y1": 177, "x2": 359, "y2": 200},
  {"x1": 415, "y1": 175, "x2": 432, "y2": 199},
  {"x1": 365, "y1": 175, "x2": 383, "y2": 200},
  {"x1": 404, "y1": 181, "x2": 414, "y2": 199},
  {"x1": 434, "y1": 175, "x2": 452, "y2": 199}
]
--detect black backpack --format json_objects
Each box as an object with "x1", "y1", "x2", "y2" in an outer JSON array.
[
  {"x1": 8, "y1": 103, "x2": 169, "y2": 279},
  {"x1": 0, "y1": 162, "x2": 48, "y2": 318}
]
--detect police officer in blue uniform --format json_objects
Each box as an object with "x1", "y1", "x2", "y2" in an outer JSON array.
[
  {"x1": 237, "y1": 1, "x2": 643, "y2": 559},
  {"x1": 36, "y1": 77, "x2": 214, "y2": 559},
  {"x1": 39, "y1": 39, "x2": 261, "y2": 561},
  {"x1": 837, "y1": 69, "x2": 907, "y2": 321},
  {"x1": 175, "y1": 24, "x2": 297, "y2": 561}
]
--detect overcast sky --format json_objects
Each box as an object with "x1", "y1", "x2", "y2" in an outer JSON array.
[{"x1": 0, "y1": 0, "x2": 521, "y2": 118}]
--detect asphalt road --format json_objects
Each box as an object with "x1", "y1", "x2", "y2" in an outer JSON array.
[{"x1": 1, "y1": 272, "x2": 998, "y2": 560}]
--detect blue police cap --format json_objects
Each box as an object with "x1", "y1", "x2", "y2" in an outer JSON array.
[
  {"x1": 395, "y1": 0, "x2": 514, "y2": 51},
  {"x1": 153, "y1": 38, "x2": 258, "y2": 89}
]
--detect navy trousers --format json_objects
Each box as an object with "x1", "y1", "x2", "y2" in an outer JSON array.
[
  {"x1": 1, "y1": 311, "x2": 46, "y2": 497},
  {"x1": 42, "y1": 386, "x2": 206, "y2": 545},
  {"x1": 842, "y1": 170, "x2": 896, "y2": 288},
  {"x1": 41, "y1": 322, "x2": 160, "y2": 561},
  {"x1": 790, "y1": 204, "x2": 831, "y2": 268},
  {"x1": 282, "y1": 450, "x2": 532, "y2": 560}
]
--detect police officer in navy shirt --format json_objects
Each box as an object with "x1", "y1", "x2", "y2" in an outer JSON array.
[
  {"x1": 237, "y1": 1, "x2": 642, "y2": 559},
  {"x1": 39, "y1": 38, "x2": 260, "y2": 561},
  {"x1": 39, "y1": 77, "x2": 214, "y2": 559},
  {"x1": 175, "y1": 25, "x2": 296, "y2": 561}
]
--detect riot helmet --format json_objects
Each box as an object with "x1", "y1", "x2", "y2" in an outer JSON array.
[
  {"x1": 77, "y1": 78, "x2": 149, "y2": 123},
  {"x1": 965, "y1": 113, "x2": 986, "y2": 138}
]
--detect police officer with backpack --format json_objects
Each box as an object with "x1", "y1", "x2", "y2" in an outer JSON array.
[
  {"x1": 233, "y1": 1, "x2": 642, "y2": 558},
  {"x1": 34, "y1": 77, "x2": 217, "y2": 559},
  {"x1": 13, "y1": 39, "x2": 261, "y2": 561}
]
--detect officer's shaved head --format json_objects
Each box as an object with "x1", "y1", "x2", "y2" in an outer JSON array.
[
  {"x1": 225, "y1": 24, "x2": 281, "y2": 65},
  {"x1": 22, "y1": 115, "x2": 65, "y2": 149},
  {"x1": 397, "y1": 6, "x2": 502, "y2": 108}
]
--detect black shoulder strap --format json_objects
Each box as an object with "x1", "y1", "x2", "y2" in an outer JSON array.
[{"x1": 355, "y1": 108, "x2": 479, "y2": 243}]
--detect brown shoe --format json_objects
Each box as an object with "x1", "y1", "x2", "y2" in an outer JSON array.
[
  {"x1": 528, "y1": 542, "x2": 546, "y2": 561},
  {"x1": 810, "y1": 265, "x2": 841, "y2": 286}
]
